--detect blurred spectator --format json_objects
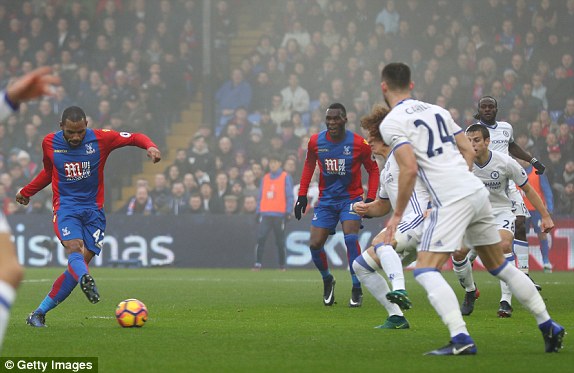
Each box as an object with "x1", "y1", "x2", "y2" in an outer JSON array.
[
  {"x1": 185, "y1": 192, "x2": 205, "y2": 214},
  {"x1": 555, "y1": 182, "x2": 574, "y2": 215},
  {"x1": 223, "y1": 194, "x2": 240, "y2": 215},
  {"x1": 166, "y1": 181, "x2": 187, "y2": 215},
  {"x1": 187, "y1": 134, "x2": 215, "y2": 176},
  {"x1": 149, "y1": 173, "x2": 170, "y2": 215},
  {"x1": 280, "y1": 73, "x2": 310, "y2": 114},
  {"x1": 199, "y1": 181, "x2": 215, "y2": 213},
  {"x1": 241, "y1": 195, "x2": 257, "y2": 214},
  {"x1": 123, "y1": 186, "x2": 154, "y2": 216},
  {"x1": 215, "y1": 68, "x2": 252, "y2": 136},
  {"x1": 557, "y1": 97, "x2": 574, "y2": 128}
]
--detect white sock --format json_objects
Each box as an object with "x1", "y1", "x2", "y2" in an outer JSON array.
[
  {"x1": 452, "y1": 256, "x2": 476, "y2": 292},
  {"x1": 493, "y1": 263, "x2": 550, "y2": 324},
  {"x1": 415, "y1": 270, "x2": 469, "y2": 338},
  {"x1": 500, "y1": 253, "x2": 515, "y2": 304},
  {"x1": 375, "y1": 244, "x2": 405, "y2": 290},
  {"x1": 514, "y1": 240, "x2": 529, "y2": 274},
  {"x1": 352, "y1": 254, "x2": 403, "y2": 316},
  {"x1": 0, "y1": 280, "x2": 16, "y2": 352}
]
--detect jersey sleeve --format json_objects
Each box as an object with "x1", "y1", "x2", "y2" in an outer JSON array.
[
  {"x1": 507, "y1": 156, "x2": 528, "y2": 187},
  {"x1": 297, "y1": 134, "x2": 318, "y2": 196},
  {"x1": 20, "y1": 137, "x2": 53, "y2": 197},
  {"x1": 96, "y1": 129, "x2": 158, "y2": 153},
  {"x1": 380, "y1": 117, "x2": 409, "y2": 150}
]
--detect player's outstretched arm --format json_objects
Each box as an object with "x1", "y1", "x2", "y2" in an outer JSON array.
[
  {"x1": 6, "y1": 66, "x2": 60, "y2": 104},
  {"x1": 509, "y1": 141, "x2": 545, "y2": 174},
  {"x1": 353, "y1": 199, "x2": 391, "y2": 218},
  {"x1": 521, "y1": 183, "x2": 554, "y2": 233}
]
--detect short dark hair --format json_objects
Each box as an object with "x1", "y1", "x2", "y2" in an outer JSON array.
[
  {"x1": 465, "y1": 124, "x2": 490, "y2": 139},
  {"x1": 381, "y1": 63, "x2": 411, "y2": 90},
  {"x1": 327, "y1": 102, "x2": 347, "y2": 117},
  {"x1": 61, "y1": 106, "x2": 86, "y2": 123}
]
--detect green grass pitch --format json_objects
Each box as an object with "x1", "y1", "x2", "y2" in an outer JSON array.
[{"x1": 4, "y1": 268, "x2": 572, "y2": 372}]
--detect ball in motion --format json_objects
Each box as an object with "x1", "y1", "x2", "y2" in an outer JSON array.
[{"x1": 115, "y1": 299, "x2": 148, "y2": 327}]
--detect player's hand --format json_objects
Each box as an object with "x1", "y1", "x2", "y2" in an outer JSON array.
[
  {"x1": 532, "y1": 159, "x2": 545, "y2": 175},
  {"x1": 540, "y1": 215, "x2": 555, "y2": 233},
  {"x1": 147, "y1": 147, "x2": 161, "y2": 163},
  {"x1": 382, "y1": 213, "x2": 402, "y2": 244},
  {"x1": 6, "y1": 67, "x2": 60, "y2": 104},
  {"x1": 363, "y1": 198, "x2": 374, "y2": 218},
  {"x1": 294, "y1": 196, "x2": 307, "y2": 220},
  {"x1": 353, "y1": 201, "x2": 368, "y2": 216},
  {"x1": 15, "y1": 192, "x2": 30, "y2": 206}
]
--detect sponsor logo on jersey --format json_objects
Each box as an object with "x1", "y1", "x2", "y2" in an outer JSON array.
[
  {"x1": 53, "y1": 149, "x2": 68, "y2": 153},
  {"x1": 490, "y1": 171, "x2": 500, "y2": 179},
  {"x1": 64, "y1": 161, "x2": 91, "y2": 181},
  {"x1": 503, "y1": 130, "x2": 510, "y2": 137},
  {"x1": 484, "y1": 180, "x2": 502, "y2": 190},
  {"x1": 324, "y1": 158, "x2": 346, "y2": 175},
  {"x1": 318, "y1": 148, "x2": 329, "y2": 152}
]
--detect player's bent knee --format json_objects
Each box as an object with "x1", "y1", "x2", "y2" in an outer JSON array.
[{"x1": 352, "y1": 251, "x2": 378, "y2": 277}]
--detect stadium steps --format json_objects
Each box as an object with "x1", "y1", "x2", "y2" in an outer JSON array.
[
  {"x1": 112, "y1": 4, "x2": 270, "y2": 212},
  {"x1": 113, "y1": 99, "x2": 202, "y2": 212}
]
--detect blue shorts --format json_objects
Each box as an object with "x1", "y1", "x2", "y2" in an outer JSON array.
[
  {"x1": 311, "y1": 197, "x2": 362, "y2": 230},
  {"x1": 526, "y1": 210, "x2": 543, "y2": 234},
  {"x1": 53, "y1": 209, "x2": 106, "y2": 255}
]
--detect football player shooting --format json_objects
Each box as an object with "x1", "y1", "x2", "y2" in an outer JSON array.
[
  {"x1": 16, "y1": 106, "x2": 161, "y2": 327},
  {"x1": 294, "y1": 102, "x2": 379, "y2": 308},
  {"x1": 0, "y1": 66, "x2": 60, "y2": 351}
]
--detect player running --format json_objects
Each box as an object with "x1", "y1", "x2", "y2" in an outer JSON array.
[
  {"x1": 17, "y1": 106, "x2": 161, "y2": 327},
  {"x1": 453, "y1": 125, "x2": 554, "y2": 317},
  {"x1": 379, "y1": 62, "x2": 564, "y2": 355},
  {"x1": 474, "y1": 96, "x2": 545, "y2": 290},
  {"x1": 294, "y1": 102, "x2": 379, "y2": 307},
  {"x1": 351, "y1": 104, "x2": 430, "y2": 329}
]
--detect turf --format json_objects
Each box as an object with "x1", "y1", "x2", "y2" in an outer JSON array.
[{"x1": 4, "y1": 268, "x2": 572, "y2": 372}]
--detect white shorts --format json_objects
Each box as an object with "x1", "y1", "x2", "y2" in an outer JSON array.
[
  {"x1": 509, "y1": 187, "x2": 530, "y2": 218},
  {"x1": 493, "y1": 209, "x2": 516, "y2": 234},
  {"x1": 395, "y1": 212, "x2": 424, "y2": 263},
  {"x1": 419, "y1": 188, "x2": 500, "y2": 253}
]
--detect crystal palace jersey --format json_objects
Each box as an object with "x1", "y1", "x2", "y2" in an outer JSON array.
[
  {"x1": 380, "y1": 98, "x2": 484, "y2": 207},
  {"x1": 21, "y1": 129, "x2": 157, "y2": 212},
  {"x1": 472, "y1": 150, "x2": 528, "y2": 214},
  {"x1": 298, "y1": 130, "x2": 379, "y2": 204}
]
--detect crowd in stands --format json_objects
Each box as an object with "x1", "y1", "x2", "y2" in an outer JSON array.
[{"x1": 1, "y1": 0, "x2": 573, "y2": 217}]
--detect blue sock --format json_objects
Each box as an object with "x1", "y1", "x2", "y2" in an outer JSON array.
[
  {"x1": 36, "y1": 270, "x2": 78, "y2": 315},
  {"x1": 310, "y1": 248, "x2": 331, "y2": 279},
  {"x1": 344, "y1": 234, "x2": 361, "y2": 288},
  {"x1": 540, "y1": 239, "x2": 549, "y2": 264},
  {"x1": 67, "y1": 252, "x2": 88, "y2": 281}
]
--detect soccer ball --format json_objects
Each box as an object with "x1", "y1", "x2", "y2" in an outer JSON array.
[{"x1": 115, "y1": 299, "x2": 148, "y2": 328}]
